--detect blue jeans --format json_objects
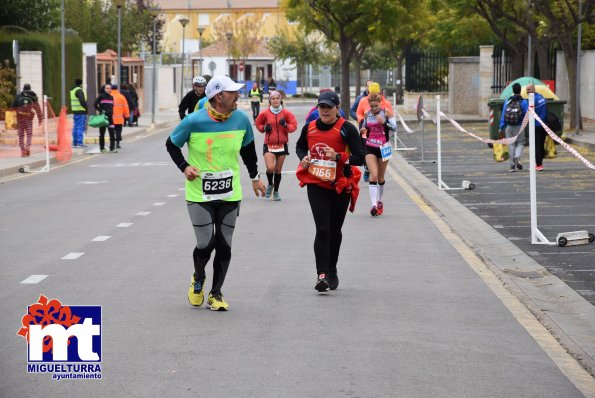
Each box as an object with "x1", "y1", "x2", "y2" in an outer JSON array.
[
  {"x1": 72, "y1": 114, "x2": 86, "y2": 146},
  {"x1": 506, "y1": 125, "x2": 525, "y2": 166}
]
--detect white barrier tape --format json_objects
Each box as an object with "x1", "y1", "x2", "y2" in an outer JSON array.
[
  {"x1": 531, "y1": 111, "x2": 595, "y2": 170},
  {"x1": 421, "y1": 109, "x2": 437, "y2": 124},
  {"x1": 394, "y1": 109, "x2": 417, "y2": 133},
  {"x1": 440, "y1": 111, "x2": 527, "y2": 145}
]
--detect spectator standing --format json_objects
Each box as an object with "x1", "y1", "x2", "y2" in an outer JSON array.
[
  {"x1": 267, "y1": 77, "x2": 276, "y2": 95},
  {"x1": 11, "y1": 83, "x2": 43, "y2": 157},
  {"x1": 127, "y1": 83, "x2": 140, "y2": 126},
  {"x1": 110, "y1": 84, "x2": 130, "y2": 149},
  {"x1": 526, "y1": 84, "x2": 548, "y2": 171},
  {"x1": 499, "y1": 82, "x2": 528, "y2": 172},
  {"x1": 120, "y1": 84, "x2": 136, "y2": 127},
  {"x1": 94, "y1": 84, "x2": 116, "y2": 153},
  {"x1": 255, "y1": 91, "x2": 298, "y2": 200},
  {"x1": 165, "y1": 75, "x2": 266, "y2": 311},
  {"x1": 248, "y1": 82, "x2": 263, "y2": 121},
  {"x1": 179, "y1": 76, "x2": 207, "y2": 120},
  {"x1": 70, "y1": 78, "x2": 88, "y2": 147}
]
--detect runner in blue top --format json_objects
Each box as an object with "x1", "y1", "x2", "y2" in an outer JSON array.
[{"x1": 166, "y1": 75, "x2": 266, "y2": 311}]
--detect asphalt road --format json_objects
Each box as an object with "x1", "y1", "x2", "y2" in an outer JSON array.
[
  {"x1": 396, "y1": 120, "x2": 595, "y2": 306},
  {"x1": 0, "y1": 103, "x2": 592, "y2": 397}
]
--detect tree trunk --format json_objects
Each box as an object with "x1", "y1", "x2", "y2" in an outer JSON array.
[
  {"x1": 536, "y1": 43, "x2": 551, "y2": 80},
  {"x1": 395, "y1": 53, "x2": 404, "y2": 104},
  {"x1": 339, "y1": 36, "x2": 352, "y2": 118},
  {"x1": 354, "y1": 59, "x2": 362, "y2": 98},
  {"x1": 561, "y1": 40, "x2": 581, "y2": 130}
]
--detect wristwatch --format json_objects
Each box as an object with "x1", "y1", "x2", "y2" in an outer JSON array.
[{"x1": 335, "y1": 153, "x2": 341, "y2": 162}]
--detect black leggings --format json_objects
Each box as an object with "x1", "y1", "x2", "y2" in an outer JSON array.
[
  {"x1": 251, "y1": 101, "x2": 260, "y2": 120},
  {"x1": 187, "y1": 201, "x2": 239, "y2": 295},
  {"x1": 535, "y1": 125, "x2": 546, "y2": 166},
  {"x1": 99, "y1": 126, "x2": 115, "y2": 150},
  {"x1": 306, "y1": 184, "x2": 350, "y2": 275}
]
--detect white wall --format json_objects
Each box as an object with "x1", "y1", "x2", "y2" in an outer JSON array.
[
  {"x1": 556, "y1": 50, "x2": 595, "y2": 120},
  {"x1": 19, "y1": 51, "x2": 43, "y2": 99},
  {"x1": 144, "y1": 64, "x2": 183, "y2": 112}
]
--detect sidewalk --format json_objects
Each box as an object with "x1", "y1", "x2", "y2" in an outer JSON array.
[{"x1": 0, "y1": 108, "x2": 180, "y2": 178}]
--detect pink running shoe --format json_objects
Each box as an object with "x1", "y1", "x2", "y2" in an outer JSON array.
[
  {"x1": 377, "y1": 202, "x2": 383, "y2": 215},
  {"x1": 370, "y1": 206, "x2": 378, "y2": 217}
]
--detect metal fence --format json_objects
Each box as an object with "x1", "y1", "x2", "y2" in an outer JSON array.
[
  {"x1": 491, "y1": 44, "x2": 558, "y2": 94},
  {"x1": 404, "y1": 48, "x2": 449, "y2": 92}
]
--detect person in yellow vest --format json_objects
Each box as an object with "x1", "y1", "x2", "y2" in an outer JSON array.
[
  {"x1": 249, "y1": 82, "x2": 263, "y2": 121},
  {"x1": 110, "y1": 84, "x2": 130, "y2": 149},
  {"x1": 70, "y1": 79, "x2": 88, "y2": 147}
]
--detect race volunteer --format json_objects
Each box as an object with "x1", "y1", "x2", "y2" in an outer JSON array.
[
  {"x1": 295, "y1": 91, "x2": 364, "y2": 292},
  {"x1": 166, "y1": 75, "x2": 266, "y2": 311}
]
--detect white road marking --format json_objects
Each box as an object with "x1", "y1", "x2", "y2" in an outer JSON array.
[
  {"x1": 137, "y1": 212, "x2": 151, "y2": 216},
  {"x1": 116, "y1": 223, "x2": 133, "y2": 228},
  {"x1": 89, "y1": 162, "x2": 170, "y2": 168},
  {"x1": 61, "y1": 252, "x2": 85, "y2": 260},
  {"x1": 21, "y1": 275, "x2": 48, "y2": 284},
  {"x1": 153, "y1": 202, "x2": 166, "y2": 206},
  {"x1": 167, "y1": 194, "x2": 178, "y2": 198},
  {"x1": 178, "y1": 188, "x2": 185, "y2": 191},
  {"x1": 92, "y1": 236, "x2": 111, "y2": 241},
  {"x1": 77, "y1": 181, "x2": 109, "y2": 184}
]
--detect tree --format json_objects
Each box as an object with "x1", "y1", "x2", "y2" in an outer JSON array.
[
  {"x1": 211, "y1": 14, "x2": 264, "y2": 79},
  {"x1": 64, "y1": 0, "x2": 163, "y2": 54},
  {"x1": 0, "y1": 0, "x2": 60, "y2": 32},
  {"x1": 268, "y1": 27, "x2": 329, "y2": 94},
  {"x1": 285, "y1": 0, "x2": 390, "y2": 116},
  {"x1": 468, "y1": 0, "x2": 594, "y2": 129}
]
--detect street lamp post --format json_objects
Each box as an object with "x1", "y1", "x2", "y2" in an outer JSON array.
[
  {"x1": 575, "y1": 0, "x2": 583, "y2": 135},
  {"x1": 225, "y1": 31, "x2": 233, "y2": 78},
  {"x1": 60, "y1": 0, "x2": 65, "y2": 107},
  {"x1": 115, "y1": 0, "x2": 125, "y2": 87},
  {"x1": 179, "y1": 16, "x2": 189, "y2": 103},
  {"x1": 197, "y1": 26, "x2": 205, "y2": 76},
  {"x1": 149, "y1": 8, "x2": 160, "y2": 128}
]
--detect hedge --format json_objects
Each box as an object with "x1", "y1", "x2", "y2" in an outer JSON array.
[{"x1": 0, "y1": 31, "x2": 82, "y2": 113}]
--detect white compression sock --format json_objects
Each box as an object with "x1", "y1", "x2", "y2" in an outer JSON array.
[{"x1": 369, "y1": 182, "x2": 378, "y2": 206}]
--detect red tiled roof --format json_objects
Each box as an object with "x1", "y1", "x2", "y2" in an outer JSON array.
[{"x1": 97, "y1": 49, "x2": 143, "y2": 63}]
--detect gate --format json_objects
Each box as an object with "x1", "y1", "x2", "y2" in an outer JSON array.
[{"x1": 405, "y1": 48, "x2": 449, "y2": 92}]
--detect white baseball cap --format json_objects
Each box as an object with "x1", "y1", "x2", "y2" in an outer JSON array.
[{"x1": 205, "y1": 76, "x2": 245, "y2": 99}]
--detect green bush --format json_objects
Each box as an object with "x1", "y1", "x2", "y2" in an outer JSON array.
[
  {"x1": 0, "y1": 31, "x2": 82, "y2": 113},
  {"x1": 0, "y1": 60, "x2": 16, "y2": 116}
]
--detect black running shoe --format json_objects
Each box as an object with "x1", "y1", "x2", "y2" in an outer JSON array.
[
  {"x1": 315, "y1": 274, "x2": 330, "y2": 292},
  {"x1": 327, "y1": 273, "x2": 339, "y2": 290},
  {"x1": 514, "y1": 157, "x2": 523, "y2": 170}
]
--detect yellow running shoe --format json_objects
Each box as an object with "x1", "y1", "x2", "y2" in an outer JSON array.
[
  {"x1": 187, "y1": 275, "x2": 205, "y2": 307},
  {"x1": 207, "y1": 293, "x2": 229, "y2": 311}
]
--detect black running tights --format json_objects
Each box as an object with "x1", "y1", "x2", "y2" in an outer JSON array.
[{"x1": 306, "y1": 184, "x2": 350, "y2": 275}]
